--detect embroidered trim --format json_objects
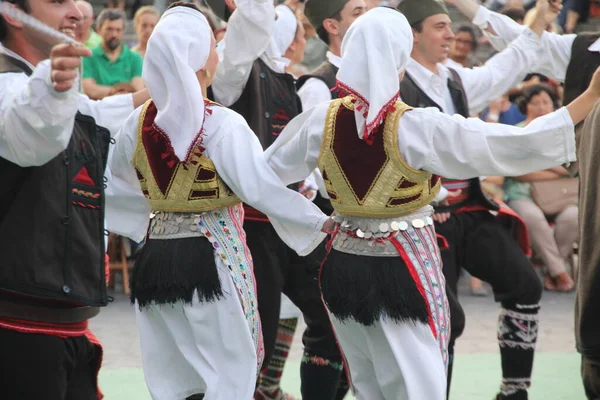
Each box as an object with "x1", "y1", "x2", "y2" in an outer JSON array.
[
  {"x1": 72, "y1": 188, "x2": 101, "y2": 199},
  {"x1": 335, "y1": 80, "x2": 400, "y2": 143},
  {"x1": 72, "y1": 201, "x2": 100, "y2": 209},
  {"x1": 301, "y1": 354, "x2": 344, "y2": 371}
]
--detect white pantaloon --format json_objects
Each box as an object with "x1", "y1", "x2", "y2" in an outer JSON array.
[
  {"x1": 135, "y1": 261, "x2": 257, "y2": 400},
  {"x1": 330, "y1": 315, "x2": 446, "y2": 400}
]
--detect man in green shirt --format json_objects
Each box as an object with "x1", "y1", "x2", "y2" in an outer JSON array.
[{"x1": 82, "y1": 9, "x2": 144, "y2": 100}]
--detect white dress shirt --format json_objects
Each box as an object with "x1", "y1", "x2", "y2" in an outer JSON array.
[
  {"x1": 106, "y1": 104, "x2": 328, "y2": 255},
  {"x1": 405, "y1": 26, "x2": 544, "y2": 115},
  {"x1": 211, "y1": 0, "x2": 276, "y2": 107},
  {"x1": 297, "y1": 51, "x2": 342, "y2": 111},
  {"x1": 0, "y1": 46, "x2": 135, "y2": 167},
  {"x1": 471, "y1": 5, "x2": 577, "y2": 83},
  {"x1": 265, "y1": 101, "x2": 576, "y2": 192}
]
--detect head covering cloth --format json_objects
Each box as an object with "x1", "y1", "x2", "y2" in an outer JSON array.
[
  {"x1": 142, "y1": 6, "x2": 212, "y2": 161},
  {"x1": 336, "y1": 7, "x2": 413, "y2": 142}
]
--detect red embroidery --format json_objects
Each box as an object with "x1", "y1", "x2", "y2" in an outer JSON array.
[{"x1": 73, "y1": 166, "x2": 96, "y2": 186}]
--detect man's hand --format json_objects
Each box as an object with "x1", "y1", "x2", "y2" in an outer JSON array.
[
  {"x1": 50, "y1": 44, "x2": 91, "y2": 92},
  {"x1": 321, "y1": 217, "x2": 336, "y2": 233},
  {"x1": 110, "y1": 82, "x2": 136, "y2": 95},
  {"x1": 432, "y1": 189, "x2": 461, "y2": 224},
  {"x1": 529, "y1": 0, "x2": 562, "y2": 36}
]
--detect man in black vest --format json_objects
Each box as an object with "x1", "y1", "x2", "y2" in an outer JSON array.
[
  {"x1": 0, "y1": 0, "x2": 149, "y2": 398},
  {"x1": 449, "y1": 0, "x2": 600, "y2": 397},
  {"x1": 397, "y1": 0, "x2": 556, "y2": 399}
]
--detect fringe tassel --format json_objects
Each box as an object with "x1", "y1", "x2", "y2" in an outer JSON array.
[
  {"x1": 320, "y1": 249, "x2": 430, "y2": 326},
  {"x1": 131, "y1": 237, "x2": 223, "y2": 308}
]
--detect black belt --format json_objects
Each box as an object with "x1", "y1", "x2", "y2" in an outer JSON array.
[{"x1": 0, "y1": 299, "x2": 100, "y2": 324}]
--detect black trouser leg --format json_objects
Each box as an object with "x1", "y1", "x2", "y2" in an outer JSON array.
[
  {"x1": 284, "y1": 243, "x2": 347, "y2": 400},
  {"x1": 462, "y1": 212, "x2": 543, "y2": 400},
  {"x1": 0, "y1": 328, "x2": 98, "y2": 400},
  {"x1": 244, "y1": 221, "x2": 287, "y2": 370}
]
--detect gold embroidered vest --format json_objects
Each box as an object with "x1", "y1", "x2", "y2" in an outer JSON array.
[
  {"x1": 133, "y1": 101, "x2": 241, "y2": 213},
  {"x1": 317, "y1": 96, "x2": 441, "y2": 218}
]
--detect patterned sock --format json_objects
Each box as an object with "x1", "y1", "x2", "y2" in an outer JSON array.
[
  {"x1": 300, "y1": 352, "x2": 345, "y2": 400},
  {"x1": 255, "y1": 318, "x2": 298, "y2": 400},
  {"x1": 496, "y1": 303, "x2": 540, "y2": 400}
]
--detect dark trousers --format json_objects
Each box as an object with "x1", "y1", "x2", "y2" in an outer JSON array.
[
  {"x1": 0, "y1": 327, "x2": 99, "y2": 400},
  {"x1": 244, "y1": 221, "x2": 346, "y2": 399},
  {"x1": 582, "y1": 356, "x2": 600, "y2": 400},
  {"x1": 436, "y1": 211, "x2": 542, "y2": 399}
]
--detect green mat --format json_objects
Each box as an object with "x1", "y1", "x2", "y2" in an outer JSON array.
[{"x1": 98, "y1": 353, "x2": 586, "y2": 399}]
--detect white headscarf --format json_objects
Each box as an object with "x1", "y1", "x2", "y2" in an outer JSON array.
[
  {"x1": 336, "y1": 7, "x2": 413, "y2": 142},
  {"x1": 265, "y1": 5, "x2": 298, "y2": 65},
  {"x1": 142, "y1": 7, "x2": 212, "y2": 161}
]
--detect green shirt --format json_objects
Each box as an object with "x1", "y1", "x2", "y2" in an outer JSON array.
[
  {"x1": 84, "y1": 30, "x2": 102, "y2": 50},
  {"x1": 82, "y1": 44, "x2": 143, "y2": 86}
]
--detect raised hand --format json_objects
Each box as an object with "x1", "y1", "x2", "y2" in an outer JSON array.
[{"x1": 50, "y1": 44, "x2": 91, "y2": 92}]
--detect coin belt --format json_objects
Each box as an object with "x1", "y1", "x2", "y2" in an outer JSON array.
[{"x1": 330, "y1": 206, "x2": 435, "y2": 257}]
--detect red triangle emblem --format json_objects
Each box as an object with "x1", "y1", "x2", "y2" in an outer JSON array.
[{"x1": 73, "y1": 166, "x2": 96, "y2": 186}]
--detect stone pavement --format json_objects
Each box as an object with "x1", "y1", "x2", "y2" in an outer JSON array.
[{"x1": 92, "y1": 281, "x2": 586, "y2": 399}]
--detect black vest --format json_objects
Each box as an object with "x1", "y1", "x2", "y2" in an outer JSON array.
[
  {"x1": 400, "y1": 69, "x2": 498, "y2": 211},
  {"x1": 0, "y1": 53, "x2": 110, "y2": 313},
  {"x1": 563, "y1": 33, "x2": 600, "y2": 106},
  {"x1": 229, "y1": 58, "x2": 301, "y2": 150},
  {"x1": 297, "y1": 60, "x2": 340, "y2": 99}
]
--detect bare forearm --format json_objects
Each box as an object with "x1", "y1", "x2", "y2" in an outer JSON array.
[
  {"x1": 131, "y1": 89, "x2": 150, "y2": 109},
  {"x1": 83, "y1": 81, "x2": 112, "y2": 100},
  {"x1": 513, "y1": 170, "x2": 561, "y2": 181},
  {"x1": 567, "y1": 91, "x2": 600, "y2": 125}
]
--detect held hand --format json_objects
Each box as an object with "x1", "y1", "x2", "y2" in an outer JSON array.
[
  {"x1": 532, "y1": 0, "x2": 562, "y2": 29},
  {"x1": 432, "y1": 189, "x2": 461, "y2": 225},
  {"x1": 321, "y1": 218, "x2": 337, "y2": 234},
  {"x1": 50, "y1": 44, "x2": 91, "y2": 92}
]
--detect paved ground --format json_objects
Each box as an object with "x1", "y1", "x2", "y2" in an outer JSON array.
[{"x1": 92, "y1": 278, "x2": 586, "y2": 399}]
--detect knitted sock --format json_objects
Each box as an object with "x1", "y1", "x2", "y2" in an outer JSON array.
[
  {"x1": 300, "y1": 352, "x2": 345, "y2": 400},
  {"x1": 255, "y1": 318, "x2": 298, "y2": 400},
  {"x1": 496, "y1": 303, "x2": 540, "y2": 400}
]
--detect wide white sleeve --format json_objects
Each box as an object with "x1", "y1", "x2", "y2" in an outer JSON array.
[
  {"x1": 210, "y1": 116, "x2": 328, "y2": 256},
  {"x1": 298, "y1": 78, "x2": 332, "y2": 111},
  {"x1": 104, "y1": 108, "x2": 152, "y2": 243},
  {"x1": 0, "y1": 62, "x2": 80, "y2": 167},
  {"x1": 264, "y1": 102, "x2": 330, "y2": 186},
  {"x1": 211, "y1": 0, "x2": 275, "y2": 106},
  {"x1": 456, "y1": 28, "x2": 543, "y2": 115},
  {"x1": 77, "y1": 93, "x2": 135, "y2": 137},
  {"x1": 398, "y1": 107, "x2": 576, "y2": 179},
  {"x1": 472, "y1": 5, "x2": 575, "y2": 82}
]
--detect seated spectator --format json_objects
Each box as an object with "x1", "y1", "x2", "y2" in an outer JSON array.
[
  {"x1": 480, "y1": 93, "x2": 526, "y2": 124},
  {"x1": 131, "y1": 6, "x2": 160, "y2": 58},
  {"x1": 75, "y1": 1, "x2": 102, "y2": 49},
  {"x1": 504, "y1": 84, "x2": 578, "y2": 292},
  {"x1": 446, "y1": 24, "x2": 479, "y2": 69},
  {"x1": 82, "y1": 9, "x2": 144, "y2": 100}
]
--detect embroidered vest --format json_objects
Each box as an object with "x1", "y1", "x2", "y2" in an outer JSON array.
[
  {"x1": 0, "y1": 52, "x2": 109, "y2": 309},
  {"x1": 133, "y1": 101, "x2": 240, "y2": 213},
  {"x1": 317, "y1": 96, "x2": 441, "y2": 218},
  {"x1": 400, "y1": 69, "x2": 498, "y2": 211}
]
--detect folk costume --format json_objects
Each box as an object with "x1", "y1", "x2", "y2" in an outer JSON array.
[
  {"x1": 0, "y1": 42, "x2": 134, "y2": 398},
  {"x1": 468, "y1": 6, "x2": 600, "y2": 397},
  {"x1": 265, "y1": 7, "x2": 579, "y2": 399},
  {"x1": 210, "y1": 3, "x2": 347, "y2": 395},
  {"x1": 397, "y1": 1, "x2": 549, "y2": 398},
  {"x1": 106, "y1": 7, "x2": 328, "y2": 400}
]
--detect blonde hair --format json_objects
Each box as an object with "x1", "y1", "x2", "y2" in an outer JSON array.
[{"x1": 134, "y1": 6, "x2": 161, "y2": 27}]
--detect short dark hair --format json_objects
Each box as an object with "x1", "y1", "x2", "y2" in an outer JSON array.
[
  {"x1": 317, "y1": 11, "x2": 342, "y2": 46},
  {"x1": 498, "y1": 6, "x2": 525, "y2": 23},
  {"x1": 515, "y1": 83, "x2": 561, "y2": 115},
  {"x1": 0, "y1": 0, "x2": 29, "y2": 42},
  {"x1": 454, "y1": 24, "x2": 478, "y2": 51},
  {"x1": 96, "y1": 8, "x2": 127, "y2": 31},
  {"x1": 411, "y1": 20, "x2": 424, "y2": 33}
]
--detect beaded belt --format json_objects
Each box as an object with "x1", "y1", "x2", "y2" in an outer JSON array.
[{"x1": 330, "y1": 206, "x2": 435, "y2": 257}]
